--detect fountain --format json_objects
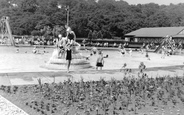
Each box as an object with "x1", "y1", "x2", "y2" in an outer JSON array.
[{"x1": 42, "y1": 38, "x2": 92, "y2": 70}]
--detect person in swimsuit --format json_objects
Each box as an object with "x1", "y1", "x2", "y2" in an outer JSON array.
[
  {"x1": 57, "y1": 34, "x2": 66, "y2": 58},
  {"x1": 140, "y1": 43, "x2": 145, "y2": 54},
  {"x1": 120, "y1": 47, "x2": 126, "y2": 56},
  {"x1": 66, "y1": 44, "x2": 72, "y2": 73},
  {"x1": 96, "y1": 50, "x2": 104, "y2": 70},
  {"x1": 129, "y1": 48, "x2": 132, "y2": 56},
  {"x1": 66, "y1": 26, "x2": 76, "y2": 46},
  {"x1": 139, "y1": 62, "x2": 146, "y2": 74},
  {"x1": 178, "y1": 42, "x2": 182, "y2": 55},
  {"x1": 145, "y1": 44, "x2": 150, "y2": 60},
  {"x1": 120, "y1": 63, "x2": 127, "y2": 72},
  {"x1": 65, "y1": 26, "x2": 77, "y2": 73},
  {"x1": 91, "y1": 47, "x2": 98, "y2": 55},
  {"x1": 32, "y1": 46, "x2": 37, "y2": 54},
  {"x1": 161, "y1": 46, "x2": 166, "y2": 59}
]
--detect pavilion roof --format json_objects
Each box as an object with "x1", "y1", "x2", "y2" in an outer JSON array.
[{"x1": 125, "y1": 27, "x2": 184, "y2": 38}]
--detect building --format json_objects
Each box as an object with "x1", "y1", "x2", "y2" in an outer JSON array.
[{"x1": 124, "y1": 27, "x2": 184, "y2": 44}]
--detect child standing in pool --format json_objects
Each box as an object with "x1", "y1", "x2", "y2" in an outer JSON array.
[
  {"x1": 96, "y1": 50, "x2": 104, "y2": 70},
  {"x1": 161, "y1": 46, "x2": 166, "y2": 59},
  {"x1": 145, "y1": 44, "x2": 150, "y2": 60},
  {"x1": 129, "y1": 48, "x2": 132, "y2": 56},
  {"x1": 119, "y1": 45, "x2": 126, "y2": 56},
  {"x1": 57, "y1": 34, "x2": 66, "y2": 58}
]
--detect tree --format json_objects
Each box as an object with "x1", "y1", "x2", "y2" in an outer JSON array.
[
  {"x1": 88, "y1": 30, "x2": 92, "y2": 44},
  {"x1": 31, "y1": 30, "x2": 41, "y2": 36},
  {"x1": 20, "y1": 0, "x2": 38, "y2": 13},
  {"x1": 1, "y1": 0, "x2": 184, "y2": 38},
  {"x1": 92, "y1": 30, "x2": 98, "y2": 39},
  {"x1": 52, "y1": 25, "x2": 65, "y2": 37},
  {"x1": 97, "y1": 31, "x2": 103, "y2": 39}
]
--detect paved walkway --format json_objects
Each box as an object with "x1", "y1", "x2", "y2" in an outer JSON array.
[
  {"x1": 0, "y1": 95, "x2": 29, "y2": 115},
  {"x1": 0, "y1": 65, "x2": 183, "y2": 86}
]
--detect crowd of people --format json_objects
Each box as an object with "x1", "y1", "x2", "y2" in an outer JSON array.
[
  {"x1": 14, "y1": 30, "x2": 184, "y2": 74},
  {"x1": 88, "y1": 42, "x2": 128, "y2": 48},
  {"x1": 13, "y1": 32, "x2": 183, "y2": 74}
]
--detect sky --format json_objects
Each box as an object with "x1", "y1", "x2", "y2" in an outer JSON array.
[{"x1": 123, "y1": 0, "x2": 184, "y2": 5}]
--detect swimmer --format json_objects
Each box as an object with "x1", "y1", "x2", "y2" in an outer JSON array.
[
  {"x1": 139, "y1": 62, "x2": 146, "y2": 73},
  {"x1": 120, "y1": 63, "x2": 127, "y2": 72},
  {"x1": 91, "y1": 47, "x2": 98, "y2": 55},
  {"x1": 120, "y1": 48, "x2": 126, "y2": 56},
  {"x1": 66, "y1": 26, "x2": 76, "y2": 46},
  {"x1": 57, "y1": 34, "x2": 66, "y2": 58},
  {"x1": 32, "y1": 46, "x2": 37, "y2": 54},
  {"x1": 104, "y1": 54, "x2": 108, "y2": 58},
  {"x1": 140, "y1": 43, "x2": 145, "y2": 54},
  {"x1": 96, "y1": 51, "x2": 104, "y2": 70},
  {"x1": 161, "y1": 47, "x2": 165, "y2": 59},
  {"x1": 145, "y1": 52, "x2": 150, "y2": 60},
  {"x1": 129, "y1": 48, "x2": 132, "y2": 56},
  {"x1": 16, "y1": 48, "x2": 19, "y2": 53},
  {"x1": 86, "y1": 57, "x2": 90, "y2": 60},
  {"x1": 43, "y1": 47, "x2": 48, "y2": 54},
  {"x1": 145, "y1": 47, "x2": 150, "y2": 60}
]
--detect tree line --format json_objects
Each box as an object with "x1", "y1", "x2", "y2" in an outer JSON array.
[{"x1": 1, "y1": 0, "x2": 184, "y2": 39}]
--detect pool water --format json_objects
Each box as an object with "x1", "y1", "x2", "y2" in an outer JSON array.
[{"x1": 0, "y1": 46, "x2": 184, "y2": 73}]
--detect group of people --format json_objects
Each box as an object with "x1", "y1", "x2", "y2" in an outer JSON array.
[
  {"x1": 50, "y1": 32, "x2": 183, "y2": 73},
  {"x1": 55, "y1": 25, "x2": 79, "y2": 73},
  {"x1": 118, "y1": 43, "x2": 132, "y2": 57},
  {"x1": 161, "y1": 36, "x2": 175, "y2": 56},
  {"x1": 120, "y1": 62, "x2": 146, "y2": 76},
  {"x1": 159, "y1": 35, "x2": 184, "y2": 58}
]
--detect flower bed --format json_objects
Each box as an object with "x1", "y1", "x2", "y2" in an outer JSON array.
[{"x1": 0, "y1": 75, "x2": 184, "y2": 115}]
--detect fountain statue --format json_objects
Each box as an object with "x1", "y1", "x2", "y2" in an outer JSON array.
[{"x1": 42, "y1": 31, "x2": 92, "y2": 70}]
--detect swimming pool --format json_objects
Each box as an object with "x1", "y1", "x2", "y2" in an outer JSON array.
[{"x1": 0, "y1": 46, "x2": 184, "y2": 73}]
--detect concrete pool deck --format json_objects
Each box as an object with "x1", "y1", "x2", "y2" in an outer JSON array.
[{"x1": 0, "y1": 65, "x2": 184, "y2": 86}]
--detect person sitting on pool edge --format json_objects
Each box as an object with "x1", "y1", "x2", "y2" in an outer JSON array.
[
  {"x1": 96, "y1": 50, "x2": 104, "y2": 70},
  {"x1": 16, "y1": 48, "x2": 19, "y2": 53}
]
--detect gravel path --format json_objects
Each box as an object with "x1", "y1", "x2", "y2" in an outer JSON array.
[{"x1": 0, "y1": 95, "x2": 29, "y2": 115}]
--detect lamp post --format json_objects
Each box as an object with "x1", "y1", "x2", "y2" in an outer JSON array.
[
  {"x1": 58, "y1": 5, "x2": 69, "y2": 26},
  {"x1": 65, "y1": 6, "x2": 69, "y2": 26}
]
